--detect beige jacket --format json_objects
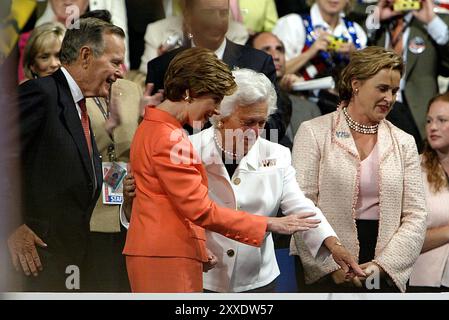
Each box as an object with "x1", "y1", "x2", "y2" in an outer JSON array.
[
  {"x1": 291, "y1": 109, "x2": 427, "y2": 292},
  {"x1": 87, "y1": 79, "x2": 141, "y2": 232}
]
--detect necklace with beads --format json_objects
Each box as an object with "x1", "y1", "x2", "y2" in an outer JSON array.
[
  {"x1": 343, "y1": 107, "x2": 379, "y2": 134},
  {"x1": 213, "y1": 130, "x2": 238, "y2": 159}
]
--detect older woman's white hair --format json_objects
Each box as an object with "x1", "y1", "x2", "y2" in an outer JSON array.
[{"x1": 211, "y1": 68, "x2": 277, "y2": 126}]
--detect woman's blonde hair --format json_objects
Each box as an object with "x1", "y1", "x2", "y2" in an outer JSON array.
[
  {"x1": 422, "y1": 93, "x2": 449, "y2": 193},
  {"x1": 23, "y1": 22, "x2": 65, "y2": 79},
  {"x1": 164, "y1": 47, "x2": 236, "y2": 101},
  {"x1": 338, "y1": 46, "x2": 404, "y2": 102}
]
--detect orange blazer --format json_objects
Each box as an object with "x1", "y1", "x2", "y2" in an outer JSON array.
[{"x1": 123, "y1": 107, "x2": 268, "y2": 262}]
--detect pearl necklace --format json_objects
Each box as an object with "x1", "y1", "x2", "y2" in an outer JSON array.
[
  {"x1": 343, "y1": 107, "x2": 378, "y2": 135},
  {"x1": 213, "y1": 130, "x2": 238, "y2": 158}
]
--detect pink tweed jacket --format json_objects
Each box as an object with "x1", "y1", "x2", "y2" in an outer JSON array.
[{"x1": 291, "y1": 109, "x2": 427, "y2": 292}]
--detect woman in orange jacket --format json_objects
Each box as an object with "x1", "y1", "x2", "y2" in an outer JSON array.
[{"x1": 122, "y1": 48, "x2": 334, "y2": 292}]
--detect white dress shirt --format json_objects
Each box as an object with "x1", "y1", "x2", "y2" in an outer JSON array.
[
  {"x1": 60, "y1": 67, "x2": 84, "y2": 119},
  {"x1": 192, "y1": 38, "x2": 227, "y2": 60}
]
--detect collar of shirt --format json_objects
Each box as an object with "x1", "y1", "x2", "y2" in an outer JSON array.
[
  {"x1": 191, "y1": 38, "x2": 227, "y2": 60},
  {"x1": 310, "y1": 3, "x2": 349, "y2": 38},
  {"x1": 60, "y1": 66, "x2": 85, "y2": 119},
  {"x1": 163, "y1": 0, "x2": 173, "y2": 17}
]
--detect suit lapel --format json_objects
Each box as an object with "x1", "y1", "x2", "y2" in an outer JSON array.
[
  {"x1": 53, "y1": 69, "x2": 95, "y2": 182},
  {"x1": 405, "y1": 21, "x2": 420, "y2": 81},
  {"x1": 377, "y1": 121, "x2": 394, "y2": 164},
  {"x1": 222, "y1": 40, "x2": 243, "y2": 69}
]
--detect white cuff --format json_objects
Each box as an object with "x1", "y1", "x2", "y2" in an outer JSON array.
[
  {"x1": 425, "y1": 16, "x2": 449, "y2": 46},
  {"x1": 120, "y1": 204, "x2": 130, "y2": 229},
  {"x1": 300, "y1": 208, "x2": 337, "y2": 262}
]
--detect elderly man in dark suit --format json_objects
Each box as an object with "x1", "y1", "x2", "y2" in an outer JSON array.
[
  {"x1": 7, "y1": 17, "x2": 125, "y2": 292},
  {"x1": 146, "y1": 0, "x2": 292, "y2": 142}
]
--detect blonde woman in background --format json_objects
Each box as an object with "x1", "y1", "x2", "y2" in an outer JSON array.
[{"x1": 21, "y1": 22, "x2": 65, "y2": 82}]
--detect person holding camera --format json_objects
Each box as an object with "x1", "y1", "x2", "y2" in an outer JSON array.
[
  {"x1": 368, "y1": 0, "x2": 449, "y2": 151},
  {"x1": 272, "y1": 0, "x2": 367, "y2": 80}
]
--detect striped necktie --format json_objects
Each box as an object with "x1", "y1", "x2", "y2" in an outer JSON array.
[{"x1": 78, "y1": 99, "x2": 92, "y2": 158}]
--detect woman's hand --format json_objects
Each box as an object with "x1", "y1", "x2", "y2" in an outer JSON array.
[
  {"x1": 309, "y1": 32, "x2": 330, "y2": 56},
  {"x1": 324, "y1": 237, "x2": 366, "y2": 278},
  {"x1": 336, "y1": 42, "x2": 356, "y2": 56},
  {"x1": 203, "y1": 248, "x2": 218, "y2": 272},
  {"x1": 122, "y1": 168, "x2": 136, "y2": 221},
  {"x1": 330, "y1": 269, "x2": 364, "y2": 287},
  {"x1": 267, "y1": 212, "x2": 320, "y2": 235},
  {"x1": 359, "y1": 261, "x2": 386, "y2": 280},
  {"x1": 123, "y1": 172, "x2": 136, "y2": 201}
]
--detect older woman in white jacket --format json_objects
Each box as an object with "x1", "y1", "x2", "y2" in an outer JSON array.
[{"x1": 121, "y1": 69, "x2": 364, "y2": 292}]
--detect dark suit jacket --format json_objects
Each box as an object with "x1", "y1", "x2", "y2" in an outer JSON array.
[
  {"x1": 146, "y1": 40, "x2": 292, "y2": 141},
  {"x1": 18, "y1": 69, "x2": 102, "y2": 266}
]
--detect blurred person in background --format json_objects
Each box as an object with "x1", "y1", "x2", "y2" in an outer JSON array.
[
  {"x1": 409, "y1": 93, "x2": 449, "y2": 292},
  {"x1": 21, "y1": 22, "x2": 65, "y2": 82}
]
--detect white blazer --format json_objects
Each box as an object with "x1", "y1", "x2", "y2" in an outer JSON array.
[{"x1": 190, "y1": 128, "x2": 336, "y2": 292}]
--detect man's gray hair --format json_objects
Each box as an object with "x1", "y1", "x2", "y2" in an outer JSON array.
[
  {"x1": 60, "y1": 17, "x2": 125, "y2": 65},
  {"x1": 212, "y1": 68, "x2": 277, "y2": 126}
]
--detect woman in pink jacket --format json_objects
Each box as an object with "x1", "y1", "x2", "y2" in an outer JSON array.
[{"x1": 292, "y1": 47, "x2": 427, "y2": 292}]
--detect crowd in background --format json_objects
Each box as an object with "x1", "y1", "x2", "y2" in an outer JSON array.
[{"x1": 1, "y1": 0, "x2": 449, "y2": 293}]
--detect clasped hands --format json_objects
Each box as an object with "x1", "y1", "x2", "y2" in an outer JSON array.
[{"x1": 322, "y1": 237, "x2": 386, "y2": 287}]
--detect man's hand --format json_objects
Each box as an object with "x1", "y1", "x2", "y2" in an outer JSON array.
[
  {"x1": 7, "y1": 224, "x2": 47, "y2": 276},
  {"x1": 413, "y1": 0, "x2": 436, "y2": 24},
  {"x1": 377, "y1": 0, "x2": 403, "y2": 21},
  {"x1": 139, "y1": 83, "x2": 164, "y2": 117},
  {"x1": 324, "y1": 237, "x2": 366, "y2": 278},
  {"x1": 105, "y1": 86, "x2": 123, "y2": 134},
  {"x1": 279, "y1": 74, "x2": 304, "y2": 92},
  {"x1": 267, "y1": 212, "x2": 320, "y2": 235},
  {"x1": 203, "y1": 248, "x2": 218, "y2": 272}
]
